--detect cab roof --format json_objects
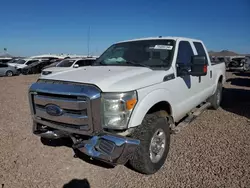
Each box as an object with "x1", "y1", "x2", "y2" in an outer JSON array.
[{"x1": 117, "y1": 36, "x2": 203, "y2": 44}]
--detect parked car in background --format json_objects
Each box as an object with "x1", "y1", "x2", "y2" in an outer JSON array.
[
  {"x1": 217, "y1": 56, "x2": 231, "y2": 68},
  {"x1": 0, "y1": 63, "x2": 20, "y2": 77},
  {"x1": 21, "y1": 58, "x2": 60, "y2": 75},
  {"x1": 228, "y1": 56, "x2": 249, "y2": 72},
  {"x1": 8, "y1": 58, "x2": 41, "y2": 69},
  {"x1": 4, "y1": 58, "x2": 22, "y2": 64},
  {"x1": 0, "y1": 57, "x2": 13, "y2": 64},
  {"x1": 41, "y1": 57, "x2": 97, "y2": 76},
  {"x1": 243, "y1": 56, "x2": 250, "y2": 72}
]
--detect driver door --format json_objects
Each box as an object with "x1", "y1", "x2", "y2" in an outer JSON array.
[{"x1": 171, "y1": 41, "x2": 201, "y2": 120}]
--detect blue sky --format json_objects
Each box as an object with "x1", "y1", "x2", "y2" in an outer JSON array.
[{"x1": 0, "y1": 0, "x2": 249, "y2": 56}]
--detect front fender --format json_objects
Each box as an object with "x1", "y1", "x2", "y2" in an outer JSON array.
[{"x1": 127, "y1": 88, "x2": 175, "y2": 128}]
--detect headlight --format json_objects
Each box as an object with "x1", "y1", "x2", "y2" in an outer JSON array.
[
  {"x1": 101, "y1": 91, "x2": 137, "y2": 130},
  {"x1": 42, "y1": 71, "x2": 52, "y2": 75}
]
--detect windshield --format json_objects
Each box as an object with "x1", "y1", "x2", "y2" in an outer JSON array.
[
  {"x1": 57, "y1": 59, "x2": 75, "y2": 67},
  {"x1": 15, "y1": 59, "x2": 26, "y2": 64},
  {"x1": 94, "y1": 39, "x2": 175, "y2": 68}
]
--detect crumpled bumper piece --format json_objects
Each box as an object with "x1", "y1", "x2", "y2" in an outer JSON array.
[{"x1": 77, "y1": 134, "x2": 140, "y2": 165}]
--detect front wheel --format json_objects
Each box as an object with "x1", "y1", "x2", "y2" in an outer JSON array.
[
  {"x1": 6, "y1": 70, "x2": 13, "y2": 77},
  {"x1": 129, "y1": 111, "x2": 170, "y2": 174}
]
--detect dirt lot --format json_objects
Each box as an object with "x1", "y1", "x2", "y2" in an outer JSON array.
[{"x1": 0, "y1": 72, "x2": 249, "y2": 188}]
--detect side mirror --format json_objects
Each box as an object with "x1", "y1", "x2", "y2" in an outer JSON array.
[
  {"x1": 73, "y1": 64, "x2": 79, "y2": 68},
  {"x1": 190, "y1": 55, "x2": 207, "y2": 76}
]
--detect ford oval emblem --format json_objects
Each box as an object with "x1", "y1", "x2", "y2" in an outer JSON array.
[{"x1": 45, "y1": 104, "x2": 63, "y2": 116}]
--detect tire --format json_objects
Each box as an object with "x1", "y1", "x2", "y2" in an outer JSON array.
[
  {"x1": 6, "y1": 70, "x2": 13, "y2": 77},
  {"x1": 208, "y1": 82, "x2": 223, "y2": 110},
  {"x1": 129, "y1": 111, "x2": 170, "y2": 174},
  {"x1": 243, "y1": 63, "x2": 250, "y2": 72},
  {"x1": 28, "y1": 69, "x2": 33, "y2": 74}
]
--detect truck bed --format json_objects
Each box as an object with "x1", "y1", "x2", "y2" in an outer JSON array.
[{"x1": 211, "y1": 61, "x2": 225, "y2": 66}]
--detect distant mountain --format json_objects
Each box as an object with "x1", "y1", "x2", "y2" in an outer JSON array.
[{"x1": 208, "y1": 50, "x2": 239, "y2": 56}]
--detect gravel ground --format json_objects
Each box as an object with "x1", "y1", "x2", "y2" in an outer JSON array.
[{"x1": 0, "y1": 72, "x2": 249, "y2": 188}]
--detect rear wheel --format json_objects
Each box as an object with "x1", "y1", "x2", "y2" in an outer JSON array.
[
  {"x1": 129, "y1": 111, "x2": 170, "y2": 174},
  {"x1": 6, "y1": 70, "x2": 13, "y2": 77},
  {"x1": 208, "y1": 82, "x2": 223, "y2": 109}
]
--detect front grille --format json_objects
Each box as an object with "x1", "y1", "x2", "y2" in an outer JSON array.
[
  {"x1": 29, "y1": 80, "x2": 102, "y2": 135},
  {"x1": 32, "y1": 93, "x2": 91, "y2": 130}
]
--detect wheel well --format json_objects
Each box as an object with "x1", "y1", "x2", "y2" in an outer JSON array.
[
  {"x1": 218, "y1": 75, "x2": 223, "y2": 83},
  {"x1": 6, "y1": 70, "x2": 12, "y2": 74},
  {"x1": 147, "y1": 101, "x2": 172, "y2": 115}
]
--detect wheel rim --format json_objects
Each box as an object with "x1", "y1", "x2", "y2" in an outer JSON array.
[
  {"x1": 149, "y1": 128, "x2": 166, "y2": 163},
  {"x1": 7, "y1": 71, "x2": 13, "y2": 76}
]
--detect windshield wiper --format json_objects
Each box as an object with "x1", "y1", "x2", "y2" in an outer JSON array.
[
  {"x1": 93, "y1": 60, "x2": 151, "y2": 68},
  {"x1": 92, "y1": 61, "x2": 107, "y2": 66}
]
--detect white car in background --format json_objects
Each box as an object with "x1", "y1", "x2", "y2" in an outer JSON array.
[
  {"x1": 41, "y1": 57, "x2": 98, "y2": 76},
  {"x1": 8, "y1": 58, "x2": 41, "y2": 69}
]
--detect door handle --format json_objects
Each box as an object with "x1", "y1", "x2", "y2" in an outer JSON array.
[{"x1": 210, "y1": 71, "x2": 212, "y2": 78}]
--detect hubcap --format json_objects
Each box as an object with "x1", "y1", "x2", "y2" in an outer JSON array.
[
  {"x1": 7, "y1": 71, "x2": 12, "y2": 76},
  {"x1": 149, "y1": 128, "x2": 166, "y2": 163}
]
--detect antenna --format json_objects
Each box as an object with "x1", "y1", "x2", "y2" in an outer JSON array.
[{"x1": 87, "y1": 26, "x2": 90, "y2": 56}]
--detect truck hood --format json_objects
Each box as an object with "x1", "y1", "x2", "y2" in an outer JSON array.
[
  {"x1": 40, "y1": 66, "x2": 168, "y2": 92},
  {"x1": 43, "y1": 67, "x2": 72, "y2": 72}
]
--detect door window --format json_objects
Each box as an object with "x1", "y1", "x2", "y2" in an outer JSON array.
[
  {"x1": 85, "y1": 60, "x2": 95, "y2": 66},
  {"x1": 193, "y1": 42, "x2": 208, "y2": 64},
  {"x1": 0, "y1": 64, "x2": 8, "y2": 68},
  {"x1": 176, "y1": 41, "x2": 194, "y2": 77},
  {"x1": 75, "y1": 60, "x2": 95, "y2": 67},
  {"x1": 176, "y1": 41, "x2": 194, "y2": 65},
  {"x1": 75, "y1": 60, "x2": 87, "y2": 67},
  {"x1": 0, "y1": 59, "x2": 11, "y2": 64},
  {"x1": 26, "y1": 60, "x2": 38, "y2": 65}
]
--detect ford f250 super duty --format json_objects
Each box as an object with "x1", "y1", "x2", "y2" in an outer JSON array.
[{"x1": 28, "y1": 37, "x2": 226, "y2": 174}]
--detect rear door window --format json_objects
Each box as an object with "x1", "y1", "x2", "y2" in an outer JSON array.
[{"x1": 193, "y1": 42, "x2": 208, "y2": 65}]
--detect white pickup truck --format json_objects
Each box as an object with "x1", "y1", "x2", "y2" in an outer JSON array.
[{"x1": 28, "y1": 37, "x2": 225, "y2": 174}]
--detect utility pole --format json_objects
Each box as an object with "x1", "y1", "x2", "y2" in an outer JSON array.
[{"x1": 87, "y1": 26, "x2": 90, "y2": 57}]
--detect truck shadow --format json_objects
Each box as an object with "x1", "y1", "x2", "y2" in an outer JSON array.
[
  {"x1": 233, "y1": 72, "x2": 250, "y2": 77},
  {"x1": 226, "y1": 78, "x2": 250, "y2": 87},
  {"x1": 40, "y1": 137, "x2": 72, "y2": 147},
  {"x1": 40, "y1": 137, "x2": 115, "y2": 169},
  {"x1": 62, "y1": 178, "x2": 90, "y2": 188},
  {"x1": 221, "y1": 87, "x2": 250, "y2": 120}
]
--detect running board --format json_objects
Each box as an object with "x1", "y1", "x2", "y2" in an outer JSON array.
[{"x1": 171, "y1": 102, "x2": 211, "y2": 134}]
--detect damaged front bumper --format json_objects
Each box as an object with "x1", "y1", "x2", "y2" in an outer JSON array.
[
  {"x1": 73, "y1": 134, "x2": 140, "y2": 165},
  {"x1": 33, "y1": 123, "x2": 140, "y2": 165}
]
